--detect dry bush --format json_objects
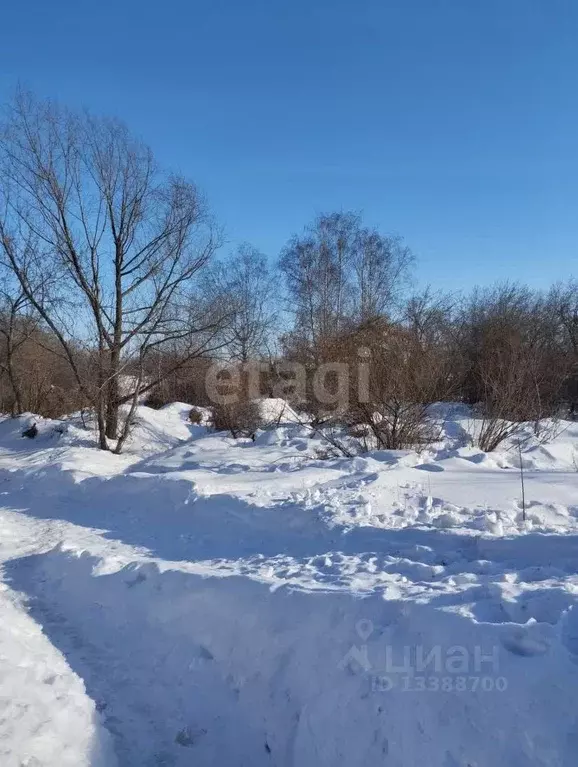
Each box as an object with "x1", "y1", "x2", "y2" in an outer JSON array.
[
  {"x1": 143, "y1": 390, "x2": 167, "y2": 410},
  {"x1": 474, "y1": 340, "x2": 548, "y2": 452},
  {"x1": 465, "y1": 312, "x2": 558, "y2": 451},
  {"x1": 188, "y1": 408, "x2": 203, "y2": 425},
  {"x1": 350, "y1": 341, "x2": 449, "y2": 450},
  {"x1": 547, "y1": 279, "x2": 578, "y2": 418},
  {"x1": 314, "y1": 319, "x2": 453, "y2": 450},
  {"x1": 212, "y1": 400, "x2": 262, "y2": 438},
  {"x1": 448, "y1": 283, "x2": 573, "y2": 450},
  {"x1": 143, "y1": 357, "x2": 216, "y2": 409},
  {"x1": 0, "y1": 321, "x2": 88, "y2": 418}
]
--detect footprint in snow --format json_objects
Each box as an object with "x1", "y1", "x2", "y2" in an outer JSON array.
[
  {"x1": 501, "y1": 630, "x2": 551, "y2": 657},
  {"x1": 175, "y1": 725, "x2": 207, "y2": 747}
]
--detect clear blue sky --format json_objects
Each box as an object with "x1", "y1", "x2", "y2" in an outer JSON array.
[{"x1": 1, "y1": 0, "x2": 577, "y2": 291}]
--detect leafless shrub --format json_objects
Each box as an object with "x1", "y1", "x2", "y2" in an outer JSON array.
[
  {"x1": 212, "y1": 400, "x2": 262, "y2": 439},
  {"x1": 143, "y1": 356, "x2": 215, "y2": 409},
  {"x1": 188, "y1": 408, "x2": 203, "y2": 425},
  {"x1": 475, "y1": 416, "x2": 523, "y2": 453},
  {"x1": 0, "y1": 312, "x2": 88, "y2": 419},
  {"x1": 143, "y1": 390, "x2": 167, "y2": 410},
  {"x1": 308, "y1": 416, "x2": 357, "y2": 457},
  {"x1": 455, "y1": 284, "x2": 563, "y2": 451},
  {"x1": 547, "y1": 279, "x2": 578, "y2": 418},
  {"x1": 342, "y1": 321, "x2": 451, "y2": 450},
  {"x1": 532, "y1": 418, "x2": 565, "y2": 444}
]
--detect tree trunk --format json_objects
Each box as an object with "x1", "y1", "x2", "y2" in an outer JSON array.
[
  {"x1": 97, "y1": 404, "x2": 108, "y2": 450},
  {"x1": 105, "y1": 349, "x2": 121, "y2": 440},
  {"x1": 113, "y1": 368, "x2": 143, "y2": 454},
  {"x1": 105, "y1": 384, "x2": 119, "y2": 439},
  {"x1": 6, "y1": 357, "x2": 23, "y2": 416}
]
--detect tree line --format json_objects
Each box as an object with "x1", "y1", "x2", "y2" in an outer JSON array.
[{"x1": 0, "y1": 91, "x2": 576, "y2": 452}]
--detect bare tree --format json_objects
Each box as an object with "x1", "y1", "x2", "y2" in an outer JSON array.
[
  {"x1": 548, "y1": 279, "x2": 578, "y2": 417},
  {"x1": 403, "y1": 287, "x2": 457, "y2": 346},
  {"x1": 0, "y1": 244, "x2": 64, "y2": 415},
  {"x1": 203, "y1": 243, "x2": 278, "y2": 362},
  {"x1": 279, "y1": 213, "x2": 352, "y2": 349},
  {"x1": 350, "y1": 229, "x2": 414, "y2": 322},
  {"x1": 0, "y1": 280, "x2": 36, "y2": 415},
  {"x1": 0, "y1": 91, "x2": 222, "y2": 451},
  {"x1": 279, "y1": 212, "x2": 413, "y2": 352}
]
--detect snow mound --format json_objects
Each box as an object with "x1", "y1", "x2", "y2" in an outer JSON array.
[
  {"x1": 256, "y1": 397, "x2": 302, "y2": 425},
  {"x1": 519, "y1": 442, "x2": 578, "y2": 471},
  {"x1": 0, "y1": 583, "x2": 116, "y2": 767},
  {"x1": 125, "y1": 402, "x2": 207, "y2": 454},
  {"x1": 0, "y1": 413, "x2": 72, "y2": 444}
]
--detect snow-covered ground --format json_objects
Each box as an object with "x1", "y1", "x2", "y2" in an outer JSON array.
[{"x1": 1, "y1": 402, "x2": 578, "y2": 766}]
